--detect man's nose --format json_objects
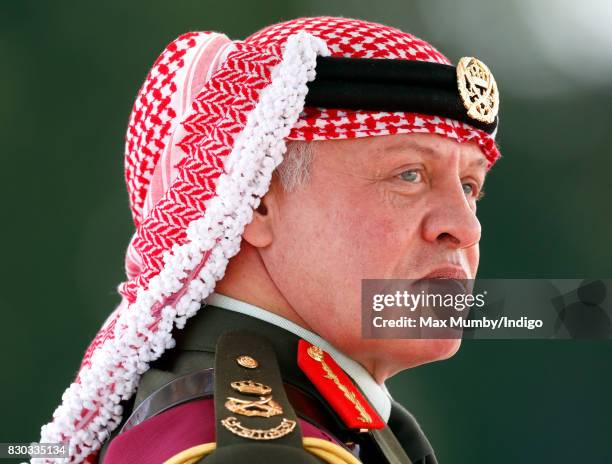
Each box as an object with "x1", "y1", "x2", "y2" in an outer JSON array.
[{"x1": 421, "y1": 182, "x2": 482, "y2": 249}]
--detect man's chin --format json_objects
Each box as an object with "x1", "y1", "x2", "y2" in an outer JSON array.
[
  {"x1": 333, "y1": 336, "x2": 463, "y2": 380},
  {"x1": 371, "y1": 338, "x2": 462, "y2": 371},
  {"x1": 424, "y1": 337, "x2": 462, "y2": 362}
]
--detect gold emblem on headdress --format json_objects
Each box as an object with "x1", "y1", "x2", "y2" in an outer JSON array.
[{"x1": 456, "y1": 57, "x2": 499, "y2": 124}]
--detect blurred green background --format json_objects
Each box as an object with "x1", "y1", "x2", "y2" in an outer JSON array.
[{"x1": 1, "y1": 1, "x2": 610, "y2": 462}]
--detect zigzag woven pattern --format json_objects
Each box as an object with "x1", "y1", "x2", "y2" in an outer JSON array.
[
  {"x1": 120, "y1": 45, "x2": 281, "y2": 301},
  {"x1": 80, "y1": 43, "x2": 281, "y2": 372}
]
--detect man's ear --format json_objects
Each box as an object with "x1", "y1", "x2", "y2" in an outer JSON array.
[{"x1": 243, "y1": 183, "x2": 279, "y2": 248}]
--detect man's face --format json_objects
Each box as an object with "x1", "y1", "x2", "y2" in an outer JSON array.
[{"x1": 261, "y1": 132, "x2": 488, "y2": 379}]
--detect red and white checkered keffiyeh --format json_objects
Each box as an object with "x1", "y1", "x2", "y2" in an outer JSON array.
[{"x1": 37, "y1": 16, "x2": 500, "y2": 463}]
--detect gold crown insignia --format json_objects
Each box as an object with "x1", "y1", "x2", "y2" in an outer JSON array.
[{"x1": 230, "y1": 380, "x2": 272, "y2": 396}]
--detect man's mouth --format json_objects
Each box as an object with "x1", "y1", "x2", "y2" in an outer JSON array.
[
  {"x1": 420, "y1": 266, "x2": 468, "y2": 280},
  {"x1": 417, "y1": 266, "x2": 471, "y2": 295}
]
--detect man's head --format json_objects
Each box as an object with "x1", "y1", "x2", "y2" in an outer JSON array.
[
  {"x1": 46, "y1": 17, "x2": 501, "y2": 459},
  {"x1": 211, "y1": 16, "x2": 501, "y2": 382},
  {"x1": 219, "y1": 132, "x2": 487, "y2": 381}
]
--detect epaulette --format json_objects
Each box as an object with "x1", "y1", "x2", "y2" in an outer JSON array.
[{"x1": 163, "y1": 329, "x2": 361, "y2": 464}]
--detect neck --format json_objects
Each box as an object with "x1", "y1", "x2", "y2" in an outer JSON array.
[
  {"x1": 215, "y1": 244, "x2": 314, "y2": 332},
  {"x1": 216, "y1": 245, "x2": 396, "y2": 384}
]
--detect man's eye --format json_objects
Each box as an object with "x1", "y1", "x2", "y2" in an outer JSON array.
[
  {"x1": 463, "y1": 182, "x2": 484, "y2": 200},
  {"x1": 398, "y1": 170, "x2": 422, "y2": 183}
]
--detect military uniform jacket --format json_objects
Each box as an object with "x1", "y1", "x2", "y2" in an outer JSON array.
[{"x1": 99, "y1": 305, "x2": 438, "y2": 464}]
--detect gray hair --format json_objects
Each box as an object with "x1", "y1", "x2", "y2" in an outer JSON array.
[{"x1": 276, "y1": 140, "x2": 315, "y2": 192}]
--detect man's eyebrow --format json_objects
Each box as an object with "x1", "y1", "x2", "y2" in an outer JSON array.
[
  {"x1": 469, "y1": 157, "x2": 487, "y2": 168},
  {"x1": 382, "y1": 140, "x2": 436, "y2": 155},
  {"x1": 382, "y1": 140, "x2": 488, "y2": 172}
]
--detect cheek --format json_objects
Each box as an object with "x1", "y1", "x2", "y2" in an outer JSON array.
[
  {"x1": 360, "y1": 210, "x2": 396, "y2": 242},
  {"x1": 351, "y1": 205, "x2": 422, "y2": 268},
  {"x1": 353, "y1": 215, "x2": 398, "y2": 265},
  {"x1": 327, "y1": 189, "x2": 425, "y2": 277},
  {"x1": 334, "y1": 203, "x2": 403, "y2": 273}
]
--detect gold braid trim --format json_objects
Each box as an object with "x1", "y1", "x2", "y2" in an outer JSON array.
[
  {"x1": 319, "y1": 359, "x2": 372, "y2": 424},
  {"x1": 162, "y1": 438, "x2": 362, "y2": 464},
  {"x1": 163, "y1": 442, "x2": 216, "y2": 464},
  {"x1": 307, "y1": 345, "x2": 372, "y2": 424}
]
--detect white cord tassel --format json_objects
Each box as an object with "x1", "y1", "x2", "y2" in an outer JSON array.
[{"x1": 34, "y1": 31, "x2": 329, "y2": 464}]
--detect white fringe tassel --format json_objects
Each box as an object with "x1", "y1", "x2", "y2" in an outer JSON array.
[{"x1": 34, "y1": 32, "x2": 329, "y2": 464}]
